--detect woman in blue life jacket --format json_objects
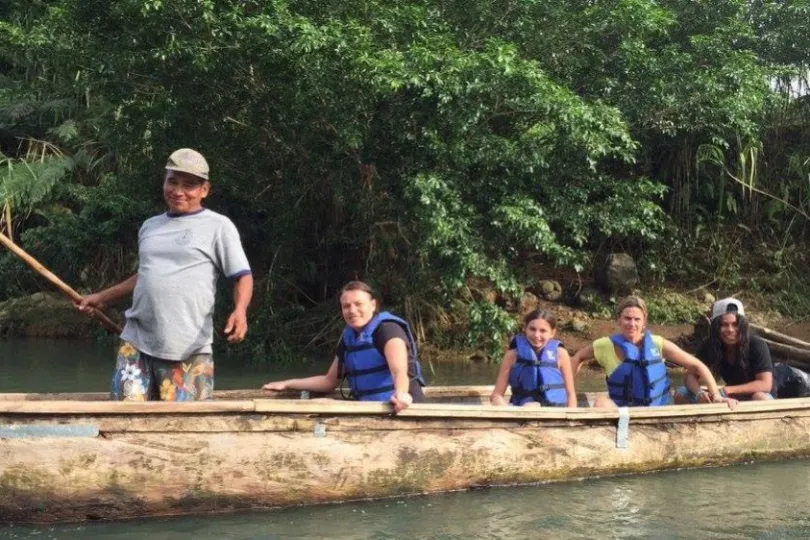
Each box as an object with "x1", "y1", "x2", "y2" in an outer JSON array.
[
  {"x1": 262, "y1": 281, "x2": 425, "y2": 412},
  {"x1": 490, "y1": 309, "x2": 577, "y2": 408},
  {"x1": 570, "y1": 296, "x2": 737, "y2": 409}
]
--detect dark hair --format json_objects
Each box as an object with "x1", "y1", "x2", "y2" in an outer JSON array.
[
  {"x1": 523, "y1": 309, "x2": 557, "y2": 330},
  {"x1": 340, "y1": 280, "x2": 377, "y2": 299},
  {"x1": 339, "y1": 281, "x2": 380, "y2": 313},
  {"x1": 704, "y1": 312, "x2": 751, "y2": 377}
]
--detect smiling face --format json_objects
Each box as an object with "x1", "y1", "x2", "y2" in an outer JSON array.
[
  {"x1": 524, "y1": 317, "x2": 556, "y2": 350},
  {"x1": 618, "y1": 306, "x2": 646, "y2": 344},
  {"x1": 163, "y1": 170, "x2": 210, "y2": 214},
  {"x1": 718, "y1": 313, "x2": 740, "y2": 347},
  {"x1": 340, "y1": 289, "x2": 378, "y2": 330}
]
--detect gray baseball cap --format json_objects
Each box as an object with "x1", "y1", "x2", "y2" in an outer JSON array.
[
  {"x1": 711, "y1": 297, "x2": 745, "y2": 320},
  {"x1": 165, "y1": 148, "x2": 209, "y2": 181}
]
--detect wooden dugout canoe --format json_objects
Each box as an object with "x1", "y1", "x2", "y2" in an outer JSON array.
[{"x1": 3, "y1": 387, "x2": 810, "y2": 523}]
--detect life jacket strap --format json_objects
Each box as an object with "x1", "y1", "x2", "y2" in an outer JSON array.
[
  {"x1": 614, "y1": 386, "x2": 671, "y2": 406},
  {"x1": 344, "y1": 343, "x2": 376, "y2": 353},
  {"x1": 647, "y1": 383, "x2": 672, "y2": 403},
  {"x1": 626, "y1": 358, "x2": 663, "y2": 368},
  {"x1": 607, "y1": 374, "x2": 634, "y2": 405},
  {"x1": 344, "y1": 364, "x2": 390, "y2": 377},
  {"x1": 516, "y1": 358, "x2": 558, "y2": 368},
  {"x1": 512, "y1": 384, "x2": 567, "y2": 403},
  {"x1": 351, "y1": 384, "x2": 396, "y2": 398}
]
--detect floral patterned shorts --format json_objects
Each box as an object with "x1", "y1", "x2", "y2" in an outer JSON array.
[{"x1": 111, "y1": 341, "x2": 214, "y2": 401}]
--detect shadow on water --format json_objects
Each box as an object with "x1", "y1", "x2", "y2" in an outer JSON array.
[{"x1": 5, "y1": 460, "x2": 810, "y2": 539}]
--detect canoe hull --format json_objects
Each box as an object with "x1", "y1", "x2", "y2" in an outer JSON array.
[{"x1": 3, "y1": 398, "x2": 810, "y2": 523}]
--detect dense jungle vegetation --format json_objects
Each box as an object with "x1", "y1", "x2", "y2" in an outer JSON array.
[{"x1": 1, "y1": 0, "x2": 809, "y2": 357}]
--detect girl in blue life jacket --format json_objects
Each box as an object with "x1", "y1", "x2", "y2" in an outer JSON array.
[
  {"x1": 490, "y1": 310, "x2": 578, "y2": 408},
  {"x1": 570, "y1": 296, "x2": 737, "y2": 409},
  {"x1": 262, "y1": 280, "x2": 425, "y2": 412}
]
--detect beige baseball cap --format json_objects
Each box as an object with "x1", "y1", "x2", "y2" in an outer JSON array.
[
  {"x1": 711, "y1": 297, "x2": 745, "y2": 320},
  {"x1": 165, "y1": 148, "x2": 209, "y2": 181}
]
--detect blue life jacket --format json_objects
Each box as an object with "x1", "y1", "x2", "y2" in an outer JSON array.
[
  {"x1": 508, "y1": 336, "x2": 568, "y2": 406},
  {"x1": 606, "y1": 332, "x2": 671, "y2": 406},
  {"x1": 341, "y1": 312, "x2": 425, "y2": 401}
]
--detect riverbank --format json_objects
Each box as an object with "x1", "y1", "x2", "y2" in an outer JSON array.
[
  {"x1": 0, "y1": 292, "x2": 113, "y2": 339},
  {"x1": 4, "y1": 288, "x2": 810, "y2": 358}
]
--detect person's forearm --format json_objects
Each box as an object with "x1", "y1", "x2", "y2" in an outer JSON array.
[
  {"x1": 570, "y1": 355, "x2": 582, "y2": 376},
  {"x1": 725, "y1": 380, "x2": 770, "y2": 396},
  {"x1": 232, "y1": 274, "x2": 253, "y2": 312},
  {"x1": 391, "y1": 368, "x2": 410, "y2": 396},
  {"x1": 570, "y1": 346, "x2": 594, "y2": 376},
  {"x1": 98, "y1": 274, "x2": 138, "y2": 304},
  {"x1": 560, "y1": 354, "x2": 578, "y2": 408},
  {"x1": 692, "y1": 363, "x2": 720, "y2": 396},
  {"x1": 283, "y1": 375, "x2": 339, "y2": 393}
]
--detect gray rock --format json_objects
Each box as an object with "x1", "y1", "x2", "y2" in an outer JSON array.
[
  {"x1": 575, "y1": 285, "x2": 603, "y2": 308},
  {"x1": 538, "y1": 280, "x2": 563, "y2": 301},
  {"x1": 570, "y1": 319, "x2": 589, "y2": 333},
  {"x1": 597, "y1": 253, "x2": 639, "y2": 294}
]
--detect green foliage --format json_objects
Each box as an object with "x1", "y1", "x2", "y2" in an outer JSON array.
[
  {"x1": 1, "y1": 152, "x2": 72, "y2": 213},
  {"x1": 1, "y1": 0, "x2": 810, "y2": 352},
  {"x1": 580, "y1": 292, "x2": 615, "y2": 320},
  {"x1": 645, "y1": 290, "x2": 705, "y2": 325},
  {"x1": 467, "y1": 300, "x2": 517, "y2": 358}
]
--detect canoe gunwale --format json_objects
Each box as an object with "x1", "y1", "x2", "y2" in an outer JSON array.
[{"x1": 1, "y1": 394, "x2": 810, "y2": 423}]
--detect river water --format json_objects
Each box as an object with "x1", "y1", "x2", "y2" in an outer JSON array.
[{"x1": 2, "y1": 338, "x2": 810, "y2": 539}]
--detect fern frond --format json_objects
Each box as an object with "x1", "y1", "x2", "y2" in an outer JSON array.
[
  {"x1": 47, "y1": 119, "x2": 79, "y2": 144},
  {"x1": 0, "y1": 156, "x2": 72, "y2": 210}
]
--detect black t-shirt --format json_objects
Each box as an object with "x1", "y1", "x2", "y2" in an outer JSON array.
[
  {"x1": 337, "y1": 321, "x2": 425, "y2": 402},
  {"x1": 696, "y1": 335, "x2": 774, "y2": 392}
]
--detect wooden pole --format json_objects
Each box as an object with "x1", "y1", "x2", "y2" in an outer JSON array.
[
  {"x1": 0, "y1": 231, "x2": 122, "y2": 334},
  {"x1": 752, "y1": 324, "x2": 810, "y2": 350},
  {"x1": 761, "y1": 338, "x2": 810, "y2": 360}
]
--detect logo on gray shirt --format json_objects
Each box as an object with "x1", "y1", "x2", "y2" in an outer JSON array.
[{"x1": 174, "y1": 229, "x2": 193, "y2": 246}]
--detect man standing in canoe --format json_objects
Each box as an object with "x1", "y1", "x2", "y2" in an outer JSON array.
[{"x1": 77, "y1": 148, "x2": 253, "y2": 401}]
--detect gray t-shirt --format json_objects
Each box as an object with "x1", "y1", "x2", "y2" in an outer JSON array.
[{"x1": 120, "y1": 209, "x2": 251, "y2": 361}]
